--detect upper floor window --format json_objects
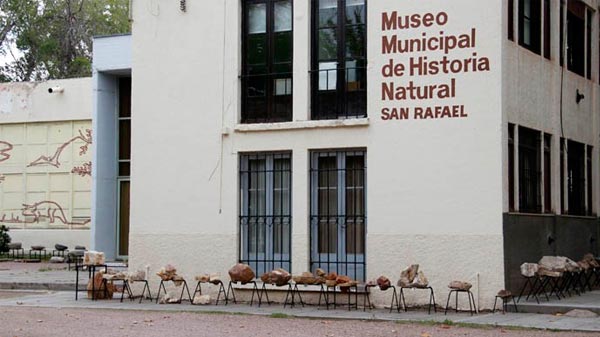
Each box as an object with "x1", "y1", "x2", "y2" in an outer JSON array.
[
  {"x1": 564, "y1": 0, "x2": 593, "y2": 79},
  {"x1": 512, "y1": 0, "x2": 550, "y2": 59},
  {"x1": 519, "y1": 0, "x2": 541, "y2": 54},
  {"x1": 311, "y1": 0, "x2": 367, "y2": 120},
  {"x1": 242, "y1": 0, "x2": 293, "y2": 124}
]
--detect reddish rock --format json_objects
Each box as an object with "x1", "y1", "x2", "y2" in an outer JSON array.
[
  {"x1": 315, "y1": 268, "x2": 327, "y2": 277},
  {"x1": 325, "y1": 272, "x2": 338, "y2": 281},
  {"x1": 448, "y1": 281, "x2": 472, "y2": 291},
  {"x1": 335, "y1": 275, "x2": 351, "y2": 285},
  {"x1": 228, "y1": 263, "x2": 255, "y2": 284},
  {"x1": 377, "y1": 276, "x2": 391, "y2": 290},
  {"x1": 87, "y1": 272, "x2": 114, "y2": 299}
]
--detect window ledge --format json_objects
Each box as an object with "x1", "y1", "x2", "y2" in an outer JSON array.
[{"x1": 234, "y1": 118, "x2": 370, "y2": 133}]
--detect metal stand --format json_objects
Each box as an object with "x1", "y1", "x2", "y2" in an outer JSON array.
[
  {"x1": 8, "y1": 248, "x2": 24, "y2": 259},
  {"x1": 444, "y1": 289, "x2": 477, "y2": 316},
  {"x1": 364, "y1": 284, "x2": 400, "y2": 313},
  {"x1": 493, "y1": 295, "x2": 518, "y2": 314},
  {"x1": 29, "y1": 249, "x2": 47, "y2": 259},
  {"x1": 399, "y1": 286, "x2": 437, "y2": 314},
  {"x1": 75, "y1": 264, "x2": 108, "y2": 301},
  {"x1": 192, "y1": 280, "x2": 228, "y2": 305},
  {"x1": 155, "y1": 279, "x2": 193, "y2": 304},
  {"x1": 283, "y1": 283, "x2": 304, "y2": 308},
  {"x1": 226, "y1": 280, "x2": 261, "y2": 306}
]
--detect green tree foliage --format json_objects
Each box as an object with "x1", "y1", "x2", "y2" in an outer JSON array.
[
  {"x1": 0, "y1": 0, "x2": 130, "y2": 82},
  {"x1": 0, "y1": 225, "x2": 10, "y2": 253}
]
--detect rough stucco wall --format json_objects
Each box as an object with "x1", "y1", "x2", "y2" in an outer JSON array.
[{"x1": 129, "y1": 0, "x2": 504, "y2": 309}]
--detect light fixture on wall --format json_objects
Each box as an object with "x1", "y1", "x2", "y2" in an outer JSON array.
[
  {"x1": 180, "y1": 0, "x2": 186, "y2": 12},
  {"x1": 48, "y1": 87, "x2": 64, "y2": 94},
  {"x1": 576, "y1": 89, "x2": 585, "y2": 104}
]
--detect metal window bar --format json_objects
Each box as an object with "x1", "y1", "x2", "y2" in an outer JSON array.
[
  {"x1": 240, "y1": 153, "x2": 292, "y2": 276},
  {"x1": 310, "y1": 150, "x2": 366, "y2": 281},
  {"x1": 241, "y1": 72, "x2": 293, "y2": 124},
  {"x1": 310, "y1": 66, "x2": 367, "y2": 120}
]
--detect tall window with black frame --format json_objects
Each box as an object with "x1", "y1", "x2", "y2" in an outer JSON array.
[
  {"x1": 518, "y1": 127, "x2": 541, "y2": 213},
  {"x1": 242, "y1": 0, "x2": 293, "y2": 123},
  {"x1": 312, "y1": 0, "x2": 367, "y2": 120},
  {"x1": 310, "y1": 150, "x2": 366, "y2": 281},
  {"x1": 239, "y1": 153, "x2": 292, "y2": 275}
]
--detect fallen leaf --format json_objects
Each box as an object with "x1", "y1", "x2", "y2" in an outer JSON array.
[
  {"x1": 36, "y1": 320, "x2": 43, "y2": 323},
  {"x1": 144, "y1": 319, "x2": 153, "y2": 323},
  {"x1": 420, "y1": 333, "x2": 431, "y2": 337}
]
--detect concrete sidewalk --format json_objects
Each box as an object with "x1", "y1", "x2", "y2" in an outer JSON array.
[{"x1": 0, "y1": 290, "x2": 598, "y2": 333}]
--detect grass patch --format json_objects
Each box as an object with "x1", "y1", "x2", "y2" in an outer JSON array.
[{"x1": 270, "y1": 313, "x2": 290, "y2": 319}]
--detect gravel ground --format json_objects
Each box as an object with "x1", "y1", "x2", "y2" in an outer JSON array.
[{"x1": 1, "y1": 307, "x2": 599, "y2": 337}]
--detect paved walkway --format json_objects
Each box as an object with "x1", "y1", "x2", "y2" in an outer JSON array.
[
  {"x1": 0, "y1": 290, "x2": 599, "y2": 333},
  {"x1": 1, "y1": 261, "x2": 600, "y2": 333}
]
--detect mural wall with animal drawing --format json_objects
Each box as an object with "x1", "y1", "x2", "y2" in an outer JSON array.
[{"x1": 0, "y1": 120, "x2": 92, "y2": 229}]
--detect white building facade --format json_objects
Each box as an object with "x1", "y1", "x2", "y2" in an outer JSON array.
[{"x1": 91, "y1": 0, "x2": 599, "y2": 308}]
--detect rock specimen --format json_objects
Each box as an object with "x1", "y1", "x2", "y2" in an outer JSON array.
[
  {"x1": 83, "y1": 251, "x2": 105, "y2": 266},
  {"x1": 195, "y1": 274, "x2": 210, "y2": 283},
  {"x1": 159, "y1": 289, "x2": 182, "y2": 304},
  {"x1": 411, "y1": 271, "x2": 429, "y2": 288},
  {"x1": 520, "y1": 263, "x2": 539, "y2": 277},
  {"x1": 260, "y1": 268, "x2": 291, "y2": 286},
  {"x1": 325, "y1": 279, "x2": 337, "y2": 287},
  {"x1": 172, "y1": 275, "x2": 185, "y2": 286},
  {"x1": 583, "y1": 253, "x2": 600, "y2": 268},
  {"x1": 325, "y1": 272, "x2": 338, "y2": 281},
  {"x1": 228, "y1": 263, "x2": 255, "y2": 284},
  {"x1": 157, "y1": 264, "x2": 178, "y2": 281},
  {"x1": 31, "y1": 245, "x2": 45, "y2": 251},
  {"x1": 54, "y1": 244, "x2": 68, "y2": 251},
  {"x1": 87, "y1": 272, "x2": 114, "y2": 299},
  {"x1": 537, "y1": 267, "x2": 562, "y2": 278},
  {"x1": 128, "y1": 270, "x2": 146, "y2": 282},
  {"x1": 538, "y1": 256, "x2": 574, "y2": 272},
  {"x1": 193, "y1": 294, "x2": 211, "y2": 305},
  {"x1": 74, "y1": 245, "x2": 86, "y2": 250},
  {"x1": 7, "y1": 242, "x2": 21, "y2": 250},
  {"x1": 496, "y1": 289, "x2": 512, "y2": 298},
  {"x1": 448, "y1": 281, "x2": 472, "y2": 291},
  {"x1": 49, "y1": 256, "x2": 65, "y2": 263},
  {"x1": 376, "y1": 276, "x2": 391, "y2": 290},
  {"x1": 315, "y1": 268, "x2": 327, "y2": 277},
  {"x1": 209, "y1": 274, "x2": 221, "y2": 284},
  {"x1": 398, "y1": 264, "x2": 419, "y2": 287},
  {"x1": 292, "y1": 272, "x2": 317, "y2": 285}
]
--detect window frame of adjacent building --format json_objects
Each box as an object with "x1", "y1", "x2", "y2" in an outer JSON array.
[
  {"x1": 508, "y1": 124, "x2": 552, "y2": 214},
  {"x1": 241, "y1": 0, "x2": 294, "y2": 124},
  {"x1": 239, "y1": 152, "x2": 292, "y2": 275},
  {"x1": 510, "y1": 0, "x2": 550, "y2": 59},
  {"x1": 311, "y1": 0, "x2": 367, "y2": 120},
  {"x1": 559, "y1": 139, "x2": 594, "y2": 216},
  {"x1": 562, "y1": 0, "x2": 594, "y2": 79},
  {"x1": 309, "y1": 149, "x2": 366, "y2": 281}
]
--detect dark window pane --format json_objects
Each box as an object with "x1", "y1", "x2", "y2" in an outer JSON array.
[
  {"x1": 247, "y1": 34, "x2": 267, "y2": 66},
  {"x1": 345, "y1": 0, "x2": 365, "y2": 25},
  {"x1": 119, "y1": 78, "x2": 131, "y2": 118},
  {"x1": 518, "y1": 126, "x2": 541, "y2": 213},
  {"x1": 318, "y1": 28, "x2": 338, "y2": 60},
  {"x1": 567, "y1": 1, "x2": 585, "y2": 76},
  {"x1": 274, "y1": 31, "x2": 293, "y2": 63},
  {"x1": 508, "y1": 0, "x2": 514, "y2": 41},
  {"x1": 345, "y1": 25, "x2": 366, "y2": 58},
  {"x1": 319, "y1": 0, "x2": 338, "y2": 27},
  {"x1": 119, "y1": 162, "x2": 130, "y2": 176},
  {"x1": 118, "y1": 181, "x2": 130, "y2": 256},
  {"x1": 568, "y1": 140, "x2": 586, "y2": 215},
  {"x1": 119, "y1": 119, "x2": 131, "y2": 160}
]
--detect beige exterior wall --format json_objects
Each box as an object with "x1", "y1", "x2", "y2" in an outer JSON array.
[
  {"x1": 129, "y1": 0, "x2": 504, "y2": 309},
  {"x1": 0, "y1": 78, "x2": 92, "y2": 249}
]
